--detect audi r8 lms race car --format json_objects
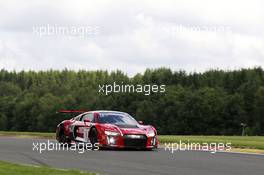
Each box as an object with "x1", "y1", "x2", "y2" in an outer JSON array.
[{"x1": 56, "y1": 110, "x2": 158, "y2": 150}]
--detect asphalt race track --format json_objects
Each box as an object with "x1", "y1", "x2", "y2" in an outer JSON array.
[{"x1": 0, "y1": 137, "x2": 264, "y2": 175}]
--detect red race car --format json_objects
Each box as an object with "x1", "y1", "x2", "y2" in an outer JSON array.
[{"x1": 56, "y1": 110, "x2": 158, "y2": 150}]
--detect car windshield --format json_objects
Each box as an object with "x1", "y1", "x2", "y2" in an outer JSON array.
[{"x1": 98, "y1": 112, "x2": 138, "y2": 125}]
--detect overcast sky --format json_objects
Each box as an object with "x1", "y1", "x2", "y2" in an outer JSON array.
[{"x1": 0, "y1": 0, "x2": 263, "y2": 76}]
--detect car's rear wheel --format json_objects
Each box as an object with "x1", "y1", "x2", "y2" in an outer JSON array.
[{"x1": 57, "y1": 125, "x2": 70, "y2": 145}]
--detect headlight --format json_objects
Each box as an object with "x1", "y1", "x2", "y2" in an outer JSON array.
[
  {"x1": 105, "y1": 130, "x2": 120, "y2": 136},
  {"x1": 147, "y1": 129, "x2": 155, "y2": 137}
]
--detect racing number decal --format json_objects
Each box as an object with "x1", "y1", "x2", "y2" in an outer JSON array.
[{"x1": 83, "y1": 127, "x2": 90, "y2": 143}]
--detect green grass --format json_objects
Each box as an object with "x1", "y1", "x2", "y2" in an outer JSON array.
[
  {"x1": 0, "y1": 131, "x2": 55, "y2": 138},
  {"x1": 158, "y1": 135, "x2": 264, "y2": 150},
  {"x1": 0, "y1": 160, "x2": 97, "y2": 175}
]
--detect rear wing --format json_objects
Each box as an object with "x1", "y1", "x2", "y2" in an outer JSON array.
[{"x1": 56, "y1": 109, "x2": 88, "y2": 114}]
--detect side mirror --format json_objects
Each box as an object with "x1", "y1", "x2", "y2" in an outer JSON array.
[
  {"x1": 84, "y1": 119, "x2": 90, "y2": 125},
  {"x1": 138, "y1": 121, "x2": 143, "y2": 124}
]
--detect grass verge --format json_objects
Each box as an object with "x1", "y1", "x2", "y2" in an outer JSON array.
[
  {"x1": 0, "y1": 160, "x2": 97, "y2": 175},
  {"x1": 0, "y1": 131, "x2": 55, "y2": 139},
  {"x1": 158, "y1": 135, "x2": 264, "y2": 150}
]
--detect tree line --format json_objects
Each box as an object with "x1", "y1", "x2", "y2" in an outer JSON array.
[{"x1": 0, "y1": 67, "x2": 264, "y2": 135}]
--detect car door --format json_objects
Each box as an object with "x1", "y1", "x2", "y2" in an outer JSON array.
[
  {"x1": 68, "y1": 114, "x2": 82, "y2": 139},
  {"x1": 78, "y1": 113, "x2": 94, "y2": 142}
]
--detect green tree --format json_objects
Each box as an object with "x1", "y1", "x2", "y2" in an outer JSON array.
[{"x1": 253, "y1": 87, "x2": 264, "y2": 135}]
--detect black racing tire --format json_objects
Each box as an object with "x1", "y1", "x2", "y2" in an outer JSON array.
[
  {"x1": 89, "y1": 127, "x2": 99, "y2": 150},
  {"x1": 144, "y1": 148, "x2": 153, "y2": 151},
  {"x1": 57, "y1": 125, "x2": 70, "y2": 145}
]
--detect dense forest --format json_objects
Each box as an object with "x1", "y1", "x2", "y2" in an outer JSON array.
[{"x1": 0, "y1": 67, "x2": 264, "y2": 135}]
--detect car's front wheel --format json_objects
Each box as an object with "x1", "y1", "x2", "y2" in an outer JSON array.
[{"x1": 89, "y1": 128, "x2": 98, "y2": 149}]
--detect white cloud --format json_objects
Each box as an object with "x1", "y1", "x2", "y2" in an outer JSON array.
[{"x1": 0, "y1": 0, "x2": 264, "y2": 76}]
